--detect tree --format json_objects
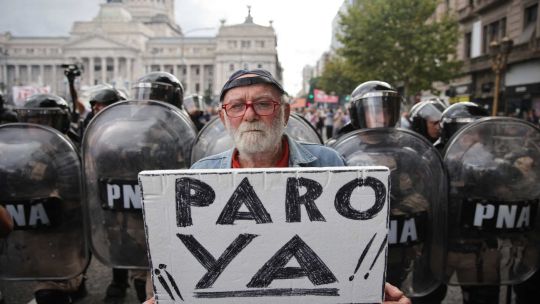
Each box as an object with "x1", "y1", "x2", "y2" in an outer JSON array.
[
  {"x1": 318, "y1": 56, "x2": 358, "y2": 97},
  {"x1": 336, "y1": 0, "x2": 461, "y2": 102}
]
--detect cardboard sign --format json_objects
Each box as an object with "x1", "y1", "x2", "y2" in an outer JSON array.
[{"x1": 139, "y1": 166, "x2": 389, "y2": 304}]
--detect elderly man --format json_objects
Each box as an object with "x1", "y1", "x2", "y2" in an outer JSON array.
[
  {"x1": 191, "y1": 69, "x2": 344, "y2": 169},
  {"x1": 145, "y1": 69, "x2": 410, "y2": 304}
]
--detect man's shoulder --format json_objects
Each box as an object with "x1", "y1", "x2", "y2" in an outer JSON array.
[
  {"x1": 292, "y1": 140, "x2": 345, "y2": 167},
  {"x1": 190, "y1": 149, "x2": 231, "y2": 169}
]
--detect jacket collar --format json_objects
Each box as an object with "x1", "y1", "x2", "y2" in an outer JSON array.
[
  {"x1": 285, "y1": 135, "x2": 317, "y2": 167},
  {"x1": 221, "y1": 134, "x2": 317, "y2": 168}
]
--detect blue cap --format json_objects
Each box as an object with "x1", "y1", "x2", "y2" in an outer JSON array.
[{"x1": 220, "y1": 69, "x2": 286, "y2": 101}]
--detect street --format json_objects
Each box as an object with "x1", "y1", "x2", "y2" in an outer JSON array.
[{"x1": 0, "y1": 256, "x2": 465, "y2": 304}]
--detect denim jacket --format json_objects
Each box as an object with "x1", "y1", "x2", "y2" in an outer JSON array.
[{"x1": 190, "y1": 135, "x2": 345, "y2": 169}]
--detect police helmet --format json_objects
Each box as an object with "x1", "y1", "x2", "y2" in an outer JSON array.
[
  {"x1": 349, "y1": 80, "x2": 402, "y2": 129},
  {"x1": 439, "y1": 102, "x2": 488, "y2": 144},
  {"x1": 16, "y1": 93, "x2": 71, "y2": 133},
  {"x1": 409, "y1": 99, "x2": 447, "y2": 143},
  {"x1": 132, "y1": 72, "x2": 184, "y2": 108},
  {"x1": 89, "y1": 87, "x2": 126, "y2": 107}
]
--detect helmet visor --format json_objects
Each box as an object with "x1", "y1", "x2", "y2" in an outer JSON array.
[
  {"x1": 15, "y1": 108, "x2": 69, "y2": 132},
  {"x1": 132, "y1": 82, "x2": 181, "y2": 107},
  {"x1": 358, "y1": 93, "x2": 401, "y2": 128},
  {"x1": 416, "y1": 103, "x2": 445, "y2": 122}
]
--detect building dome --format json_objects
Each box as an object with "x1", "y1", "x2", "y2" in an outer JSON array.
[{"x1": 93, "y1": 3, "x2": 133, "y2": 23}]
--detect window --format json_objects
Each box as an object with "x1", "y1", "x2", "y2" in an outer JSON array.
[
  {"x1": 524, "y1": 4, "x2": 538, "y2": 28},
  {"x1": 195, "y1": 83, "x2": 200, "y2": 92},
  {"x1": 241, "y1": 40, "x2": 251, "y2": 48},
  {"x1": 229, "y1": 64, "x2": 234, "y2": 72},
  {"x1": 227, "y1": 40, "x2": 237, "y2": 48},
  {"x1": 482, "y1": 18, "x2": 506, "y2": 54},
  {"x1": 195, "y1": 67, "x2": 200, "y2": 75},
  {"x1": 464, "y1": 32, "x2": 472, "y2": 59},
  {"x1": 255, "y1": 40, "x2": 265, "y2": 48},
  {"x1": 258, "y1": 64, "x2": 263, "y2": 68},
  {"x1": 26, "y1": 48, "x2": 34, "y2": 55}
]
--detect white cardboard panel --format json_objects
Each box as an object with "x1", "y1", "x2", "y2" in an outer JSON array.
[{"x1": 140, "y1": 166, "x2": 389, "y2": 304}]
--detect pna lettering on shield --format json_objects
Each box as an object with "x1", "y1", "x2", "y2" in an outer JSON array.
[{"x1": 175, "y1": 176, "x2": 387, "y2": 227}]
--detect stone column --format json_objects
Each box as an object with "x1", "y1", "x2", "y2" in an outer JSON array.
[
  {"x1": 173, "y1": 64, "x2": 178, "y2": 78},
  {"x1": 39, "y1": 64, "x2": 44, "y2": 85},
  {"x1": 101, "y1": 57, "x2": 107, "y2": 84},
  {"x1": 199, "y1": 64, "x2": 204, "y2": 94},
  {"x1": 126, "y1": 58, "x2": 132, "y2": 87},
  {"x1": 113, "y1": 57, "x2": 119, "y2": 85},
  {"x1": 185, "y1": 63, "x2": 191, "y2": 94},
  {"x1": 89, "y1": 57, "x2": 95, "y2": 86},
  {"x1": 15, "y1": 65, "x2": 20, "y2": 84},
  {"x1": 27, "y1": 64, "x2": 31, "y2": 84},
  {"x1": 160, "y1": 64, "x2": 165, "y2": 72},
  {"x1": 52, "y1": 64, "x2": 57, "y2": 92}
]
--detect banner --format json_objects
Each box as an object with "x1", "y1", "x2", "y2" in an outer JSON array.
[
  {"x1": 140, "y1": 166, "x2": 390, "y2": 303},
  {"x1": 12, "y1": 86, "x2": 51, "y2": 107},
  {"x1": 314, "y1": 89, "x2": 339, "y2": 103}
]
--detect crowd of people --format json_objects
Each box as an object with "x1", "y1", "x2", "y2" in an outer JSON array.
[
  {"x1": 0, "y1": 67, "x2": 539, "y2": 304},
  {"x1": 295, "y1": 106, "x2": 350, "y2": 140}
]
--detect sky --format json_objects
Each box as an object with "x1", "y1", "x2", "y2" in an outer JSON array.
[{"x1": 0, "y1": 0, "x2": 344, "y2": 95}]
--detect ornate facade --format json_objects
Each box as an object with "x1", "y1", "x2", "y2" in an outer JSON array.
[{"x1": 0, "y1": 0, "x2": 282, "y2": 101}]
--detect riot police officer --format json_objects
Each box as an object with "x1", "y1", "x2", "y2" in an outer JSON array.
[
  {"x1": 16, "y1": 94, "x2": 72, "y2": 134},
  {"x1": 132, "y1": 71, "x2": 184, "y2": 109},
  {"x1": 328, "y1": 80, "x2": 401, "y2": 145},
  {"x1": 408, "y1": 98, "x2": 446, "y2": 143},
  {"x1": 0, "y1": 204, "x2": 9, "y2": 304},
  {"x1": 439, "y1": 102, "x2": 503, "y2": 304},
  {"x1": 82, "y1": 73, "x2": 196, "y2": 301},
  {"x1": 82, "y1": 87, "x2": 126, "y2": 131},
  {"x1": 348, "y1": 80, "x2": 401, "y2": 129},
  {"x1": 331, "y1": 81, "x2": 448, "y2": 304},
  {"x1": 436, "y1": 102, "x2": 489, "y2": 151},
  {"x1": 9, "y1": 93, "x2": 88, "y2": 304}
]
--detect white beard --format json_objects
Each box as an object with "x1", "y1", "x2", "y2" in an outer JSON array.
[{"x1": 225, "y1": 108, "x2": 286, "y2": 155}]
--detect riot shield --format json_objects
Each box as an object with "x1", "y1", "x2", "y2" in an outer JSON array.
[
  {"x1": 83, "y1": 100, "x2": 197, "y2": 268},
  {"x1": 331, "y1": 128, "x2": 447, "y2": 296},
  {"x1": 190, "y1": 112, "x2": 323, "y2": 164},
  {"x1": 443, "y1": 117, "x2": 540, "y2": 285},
  {"x1": 0, "y1": 123, "x2": 87, "y2": 280}
]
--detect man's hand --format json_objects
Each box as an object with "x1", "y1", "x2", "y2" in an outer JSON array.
[
  {"x1": 0, "y1": 205, "x2": 13, "y2": 238},
  {"x1": 384, "y1": 282, "x2": 411, "y2": 304},
  {"x1": 143, "y1": 284, "x2": 410, "y2": 304},
  {"x1": 143, "y1": 297, "x2": 155, "y2": 304}
]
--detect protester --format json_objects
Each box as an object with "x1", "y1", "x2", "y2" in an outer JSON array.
[
  {"x1": 325, "y1": 108, "x2": 334, "y2": 140},
  {"x1": 187, "y1": 69, "x2": 411, "y2": 304}
]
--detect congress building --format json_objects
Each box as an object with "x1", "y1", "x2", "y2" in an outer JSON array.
[{"x1": 0, "y1": 0, "x2": 283, "y2": 103}]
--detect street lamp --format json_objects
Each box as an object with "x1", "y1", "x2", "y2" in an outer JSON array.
[{"x1": 489, "y1": 36, "x2": 513, "y2": 116}]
